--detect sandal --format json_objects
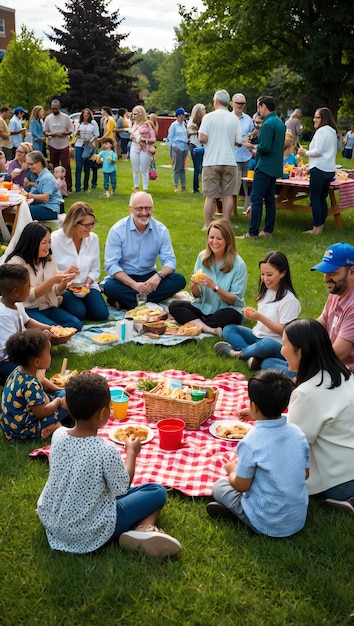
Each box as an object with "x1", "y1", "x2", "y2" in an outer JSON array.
[{"x1": 214, "y1": 342, "x2": 241, "y2": 358}]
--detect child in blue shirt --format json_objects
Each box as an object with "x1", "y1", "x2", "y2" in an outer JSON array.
[
  {"x1": 208, "y1": 369, "x2": 310, "y2": 537},
  {"x1": 98, "y1": 138, "x2": 117, "y2": 197}
]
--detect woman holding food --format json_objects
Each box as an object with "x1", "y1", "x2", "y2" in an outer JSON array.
[
  {"x1": 281, "y1": 319, "x2": 354, "y2": 512},
  {"x1": 6, "y1": 223, "x2": 82, "y2": 330},
  {"x1": 169, "y1": 220, "x2": 247, "y2": 335},
  {"x1": 51, "y1": 202, "x2": 109, "y2": 321},
  {"x1": 7, "y1": 142, "x2": 33, "y2": 186}
]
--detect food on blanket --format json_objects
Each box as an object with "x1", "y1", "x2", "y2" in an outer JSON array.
[
  {"x1": 50, "y1": 369, "x2": 79, "y2": 388},
  {"x1": 125, "y1": 306, "x2": 168, "y2": 323},
  {"x1": 216, "y1": 423, "x2": 250, "y2": 440},
  {"x1": 51, "y1": 326, "x2": 78, "y2": 338},
  {"x1": 92, "y1": 332, "x2": 120, "y2": 343},
  {"x1": 67, "y1": 285, "x2": 90, "y2": 295},
  {"x1": 165, "y1": 322, "x2": 201, "y2": 337},
  {"x1": 194, "y1": 268, "x2": 205, "y2": 283},
  {"x1": 113, "y1": 425, "x2": 149, "y2": 443},
  {"x1": 142, "y1": 321, "x2": 166, "y2": 335},
  {"x1": 137, "y1": 379, "x2": 159, "y2": 392},
  {"x1": 149, "y1": 384, "x2": 193, "y2": 401}
]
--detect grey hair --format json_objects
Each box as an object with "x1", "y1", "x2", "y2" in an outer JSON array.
[{"x1": 213, "y1": 90, "x2": 230, "y2": 107}]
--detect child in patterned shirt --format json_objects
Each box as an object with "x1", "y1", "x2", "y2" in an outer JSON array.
[{"x1": 37, "y1": 372, "x2": 181, "y2": 557}]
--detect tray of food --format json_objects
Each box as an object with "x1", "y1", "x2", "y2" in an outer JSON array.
[
  {"x1": 90, "y1": 332, "x2": 120, "y2": 345},
  {"x1": 125, "y1": 303, "x2": 168, "y2": 323}
]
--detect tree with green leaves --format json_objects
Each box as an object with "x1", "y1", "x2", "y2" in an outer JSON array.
[
  {"x1": 0, "y1": 26, "x2": 68, "y2": 112},
  {"x1": 47, "y1": 0, "x2": 139, "y2": 111},
  {"x1": 179, "y1": 0, "x2": 354, "y2": 118}
]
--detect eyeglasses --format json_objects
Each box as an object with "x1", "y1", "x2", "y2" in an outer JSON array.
[
  {"x1": 314, "y1": 116, "x2": 321, "y2": 119},
  {"x1": 132, "y1": 206, "x2": 152, "y2": 212},
  {"x1": 16, "y1": 150, "x2": 26, "y2": 154},
  {"x1": 77, "y1": 220, "x2": 96, "y2": 228},
  {"x1": 234, "y1": 102, "x2": 246, "y2": 105}
]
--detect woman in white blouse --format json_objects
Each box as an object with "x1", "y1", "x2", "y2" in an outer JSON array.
[
  {"x1": 74, "y1": 108, "x2": 99, "y2": 192},
  {"x1": 51, "y1": 202, "x2": 108, "y2": 321}
]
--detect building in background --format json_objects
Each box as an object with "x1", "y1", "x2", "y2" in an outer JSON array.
[{"x1": 0, "y1": 5, "x2": 15, "y2": 62}]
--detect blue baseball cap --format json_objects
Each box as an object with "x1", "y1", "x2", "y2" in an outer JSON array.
[
  {"x1": 175, "y1": 107, "x2": 187, "y2": 116},
  {"x1": 14, "y1": 106, "x2": 27, "y2": 114},
  {"x1": 311, "y1": 242, "x2": 354, "y2": 272}
]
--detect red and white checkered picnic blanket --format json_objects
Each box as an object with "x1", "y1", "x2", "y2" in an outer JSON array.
[{"x1": 29, "y1": 368, "x2": 250, "y2": 496}]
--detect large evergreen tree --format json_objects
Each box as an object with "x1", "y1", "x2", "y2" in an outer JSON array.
[{"x1": 47, "y1": 0, "x2": 140, "y2": 111}]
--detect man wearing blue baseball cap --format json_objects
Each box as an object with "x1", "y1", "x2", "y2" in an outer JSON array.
[
  {"x1": 8, "y1": 107, "x2": 27, "y2": 158},
  {"x1": 311, "y1": 242, "x2": 354, "y2": 372}
]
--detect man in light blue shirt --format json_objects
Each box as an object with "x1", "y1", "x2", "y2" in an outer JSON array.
[
  {"x1": 232, "y1": 93, "x2": 255, "y2": 210},
  {"x1": 104, "y1": 191, "x2": 186, "y2": 309}
]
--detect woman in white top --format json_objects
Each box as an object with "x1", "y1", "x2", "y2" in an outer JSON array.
[
  {"x1": 51, "y1": 202, "x2": 108, "y2": 321},
  {"x1": 282, "y1": 318, "x2": 354, "y2": 512},
  {"x1": 298, "y1": 107, "x2": 337, "y2": 235},
  {"x1": 74, "y1": 108, "x2": 99, "y2": 192},
  {"x1": 216, "y1": 251, "x2": 300, "y2": 373}
]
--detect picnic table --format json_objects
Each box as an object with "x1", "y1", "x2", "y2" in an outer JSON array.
[{"x1": 242, "y1": 175, "x2": 354, "y2": 228}]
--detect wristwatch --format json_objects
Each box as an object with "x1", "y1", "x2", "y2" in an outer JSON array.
[
  {"x1": 157, "y1": 271, "x2": 164, "y2": 279},
  {"x1": 213, "y1": 285, "x2": 219, "y2": 292}
]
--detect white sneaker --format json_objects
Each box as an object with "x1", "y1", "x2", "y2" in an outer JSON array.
[
  {"x1": 119, "y1": 526, "x2": 181, "y2": 558},
  {"x1": 101, "y1": 190, "x2": 110, "y2": 198}
]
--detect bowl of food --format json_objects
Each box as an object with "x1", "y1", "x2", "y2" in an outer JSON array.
[
  {"x1": 50, "y1": 326, "x2": 78, "y2": 344},
  {"x1": 142, "y1": 321, "x2": 166, "y2": 335},
  {"x1": 67, "y1": 284, "x2": 90, "y2": 298}
]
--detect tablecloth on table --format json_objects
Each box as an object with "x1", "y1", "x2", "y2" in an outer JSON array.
[
  {"x1": 337, "y1": 178, "x2": 354, "y2": 209},
  {"x1": 29, "y1": 368, "x2": 250, "y2": 496}
]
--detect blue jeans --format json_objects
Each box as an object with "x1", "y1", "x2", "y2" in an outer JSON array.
[
  {"x1": 110, "y1": 483, "x2": 167, "y2": 539},
  {"x1": 103, "y1": 171, "x2": 117, "y2": 191},
  {"x1": 104, "y1": 272, "x2": 186, "y2": 310},
  {"x1": 30, "y1": 204, "x2": 58, "y2": 221},
  {"x1": 190, "y1": 145, "x2": 203, "y2": 192},
  {"x1": 309, "y1": 167, "x2": 335, "y2": 227},
  {"x1": 318, "y1": 479, "x2": 354, "y2": 501},
  {"x1": 223, "y1": 324, "x2": 283, "y2": 360},
  {"x1": 26, "y1": 306, "x2": 82, "y2": 331},
  {"x1": 61, "y1": 289, "x2": 109, "y2": 321},
  {"x1": 249, "y1": 170, "x2": 277, "y2": 235},
  {"x1": 75, "y1": 146, "x2": 92, "y2": 192}
]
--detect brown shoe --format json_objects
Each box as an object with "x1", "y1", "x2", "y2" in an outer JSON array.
[
  {"x1": 324, "y1": 496, "x2": 354, "y2": 513},
  {"x1": 258, "y1": 230, "x2": 272, "y2": 237}
]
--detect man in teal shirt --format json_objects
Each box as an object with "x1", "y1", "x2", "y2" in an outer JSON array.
[{"x1": 240, "y1": 96, "x2": 285, "y2": 238}]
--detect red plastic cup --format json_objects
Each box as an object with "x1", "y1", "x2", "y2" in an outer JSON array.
[{"x1": 157, "y1": 417, "x2": 185, "y2": 450}]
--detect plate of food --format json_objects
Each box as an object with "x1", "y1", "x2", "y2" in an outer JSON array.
[
  {"x1": 67, "y1": 284, "x2": 90, "y2": 298},
  {"x1": 90, "y1": 332, "x2": 120, "y2": 345},
  {"x1": 209, "y1": 420, "x2": 252, "y2": 441},
  {"x1": 109, "y1": 424, "x2": 154, "y2": 445},
  {"x1": 125, "y1": 303, "x2": 168, "y2": 323},
  {"x1": 50, "y1": 369, "x2": 79, "y2": 388}
]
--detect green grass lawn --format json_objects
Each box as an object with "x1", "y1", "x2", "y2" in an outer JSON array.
[{"x1": 1, "y1": 145, "x2": 354, "y2": 626}]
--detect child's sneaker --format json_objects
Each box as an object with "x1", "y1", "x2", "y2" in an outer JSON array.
[{"x1": 119, "y1": 525, "x2": 181, "y2": 558}]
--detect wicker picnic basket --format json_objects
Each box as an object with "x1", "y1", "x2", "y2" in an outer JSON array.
[{"x1": 142, "y1": 384, "x2": 218, "y2": 430}]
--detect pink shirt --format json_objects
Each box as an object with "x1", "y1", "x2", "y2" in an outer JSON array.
[{"x1": 321, "y1": 287, "x2": 354, "y2": 372}]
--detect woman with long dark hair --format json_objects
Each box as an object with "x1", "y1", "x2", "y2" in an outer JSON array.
[
  {"x1": 298, "y1": 107, "x2": 337, "y2": 235},
  {"x1": 215, "y1": 250, "x2": 300, "y2": 371},
  {"x1": 6, "y1": 222, "x2": 82, "y2": 329},
  {"x1": 282, "y1": 319, "x2": 354, "y2": 512},
  {"x1": 73, "y1": 108, "x2": 99, "y2": 192}
]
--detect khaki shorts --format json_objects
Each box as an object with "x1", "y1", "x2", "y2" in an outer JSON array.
[{"x1": 202, "y1": 165, "x2": 237, "y2": 197}]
